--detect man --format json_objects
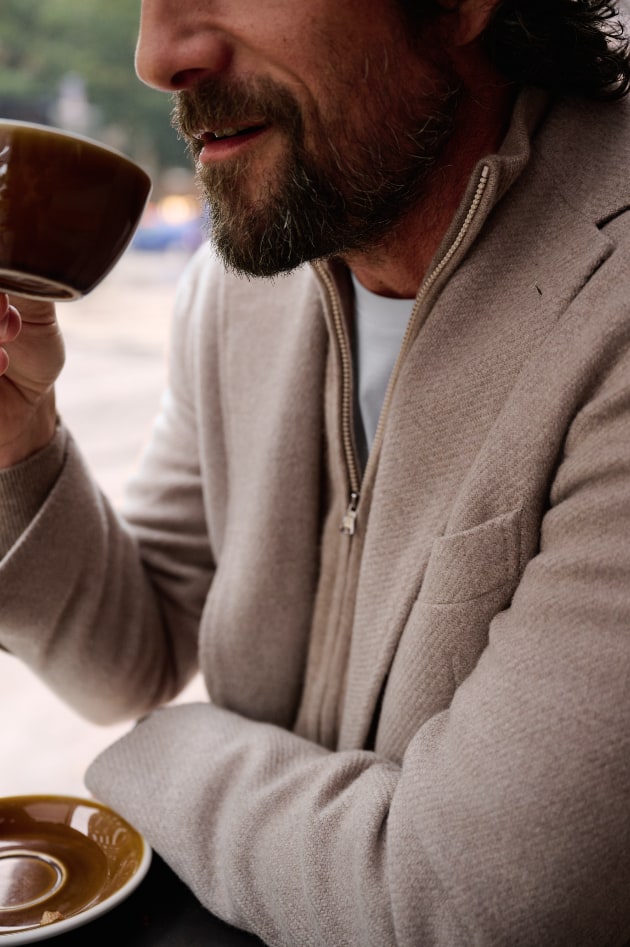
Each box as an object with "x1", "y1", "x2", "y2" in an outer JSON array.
[{"x1": 1, "y1": 0, "x2": 630, "y2": 942}]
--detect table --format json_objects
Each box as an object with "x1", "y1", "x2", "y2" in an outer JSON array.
[{"x1": 51, "y1": 853, "x2": 265, "y2": 946}]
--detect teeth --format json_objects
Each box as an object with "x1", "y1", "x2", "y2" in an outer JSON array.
[{"x1": 212, "y1": 127, "x2": 240, "y2": 140}]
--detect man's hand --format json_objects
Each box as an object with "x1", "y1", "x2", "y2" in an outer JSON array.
[{"x1": 0, "y1": 293, "x2": 65, "y2": 468}]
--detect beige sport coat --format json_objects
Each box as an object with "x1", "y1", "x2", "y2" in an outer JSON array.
[{"x1": 2, "y1": 88, "x2": 630, "y2": 944}]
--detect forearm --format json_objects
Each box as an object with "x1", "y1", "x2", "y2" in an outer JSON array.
[
  {"x1": 0, "y1": 430, "x2": 201, "y2": 723},
  {"x1": 86, "y1": 704, "x2": 402, "y2": 947},
  {"x1": 86, "y1": 664, "x2": 630, "y2": 947}
]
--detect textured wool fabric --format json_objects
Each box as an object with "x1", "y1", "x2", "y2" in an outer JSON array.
[
  {"x1": 0, "y1": 426, "x2": 66, "y2": 557},
  {"x1": 2, "y1": 88, "x2": 630, "y2": 944}
]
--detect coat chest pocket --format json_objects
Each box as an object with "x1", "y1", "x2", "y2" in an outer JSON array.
[
  {"x1": 419, "y1": 507, "x2": 523, "y2": 605},
  {"x1": 377, "y1": 508, "x2": 525, "y2": 758}
]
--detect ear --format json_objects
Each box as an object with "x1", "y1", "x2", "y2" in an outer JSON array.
[{"x1": 437, "y1": 0, "x2": 502, "y2": 46}]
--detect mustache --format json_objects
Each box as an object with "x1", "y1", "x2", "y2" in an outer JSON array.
[{"x1": 171, "y1": 76, "x2": 304, "y2": 149}]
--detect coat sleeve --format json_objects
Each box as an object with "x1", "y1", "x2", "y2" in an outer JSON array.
[
  {"x1": 85, "y1": 345, "x2": 630, "y2": 946},
  {"x1": 0, "y1": 252, "x2": 216, "y2": 723}
]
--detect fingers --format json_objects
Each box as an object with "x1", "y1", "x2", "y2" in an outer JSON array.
[
  {"x1": 0, "y1": 295, "x2": 22, "y2": 376},
  {"x1": 0, "y1": 293, "x2": 10, "y2": 324},
  {"x1": 0, "y1": 299, "x2": 22, "y2": 344}
]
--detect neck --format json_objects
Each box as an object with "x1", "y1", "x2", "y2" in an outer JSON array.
[{"x1": 344, "y1": 53, "x2": 515, "y2": 299}]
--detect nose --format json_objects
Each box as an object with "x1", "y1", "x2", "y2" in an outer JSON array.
[{"x1": 135, "y1": 0, "x2": 233, "y2": 91}]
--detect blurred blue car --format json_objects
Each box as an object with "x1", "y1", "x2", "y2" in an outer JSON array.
[{"x1": 131, "y1": 215, "x2": 204, "y2": 252}]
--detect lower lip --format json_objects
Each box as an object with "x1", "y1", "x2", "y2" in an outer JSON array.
[{"x1": 199, "y1": 127, "x2": 268, "y2": 164}]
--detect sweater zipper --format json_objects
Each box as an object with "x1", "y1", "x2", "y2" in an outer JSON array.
[
  {"x1": 318, "y1": 163, "x2": 491, "y2": 537},
  {"x1": 314, "y1": 263, "x2": 363, "y2": 531}
]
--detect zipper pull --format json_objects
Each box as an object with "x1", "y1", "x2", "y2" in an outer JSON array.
[{"x1": 340, "y1": 491, "x2": 360, "y2": 536}]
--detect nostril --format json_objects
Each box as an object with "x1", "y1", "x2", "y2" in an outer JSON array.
[{"x1": 170, "y1": 68, "x2": 212, "y2": 91}]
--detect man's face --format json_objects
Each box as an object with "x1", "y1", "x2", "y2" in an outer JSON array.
[{"x1": 138, "y1": 0, "x2": 460, "y2": 277}]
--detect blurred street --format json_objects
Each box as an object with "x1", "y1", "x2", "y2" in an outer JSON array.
[{"x1": 0, "y1": 248, "x2": 207, "y2": 796}]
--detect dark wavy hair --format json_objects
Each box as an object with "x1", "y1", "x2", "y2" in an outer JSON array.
[{"x1": 402, "y1": 0, "x2": 630, "y2": 99}]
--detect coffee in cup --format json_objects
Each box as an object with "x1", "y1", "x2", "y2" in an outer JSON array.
[{"x1": 0, "y1": 120, "x2": 152, "y2": 301}]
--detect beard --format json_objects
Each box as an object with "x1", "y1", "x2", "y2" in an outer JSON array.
[{"x1": 172, "y1": 69, "x2": 460, "y2": 278}]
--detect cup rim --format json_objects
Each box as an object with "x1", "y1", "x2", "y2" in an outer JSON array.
[{"x1": 0, "y1": 118, "x2": 151, "y2": 179}]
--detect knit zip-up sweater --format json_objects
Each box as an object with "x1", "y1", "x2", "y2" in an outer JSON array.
[{"x1": 3, "y1": 88, "x2": 630, "y2": 944}]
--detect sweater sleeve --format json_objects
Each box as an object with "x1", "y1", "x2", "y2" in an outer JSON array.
[
  {"x1": 0, "y1": 425, "x2": 66, "y2": 558},
  {"x1": 0, "y1": 256, "x2": 214, "y2": 722},
  {"x1": 85, "y1": 351, "x2": 630, "y2": 946}
]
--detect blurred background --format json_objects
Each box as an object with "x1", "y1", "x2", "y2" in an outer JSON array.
[
  {"x1": 1, "y1": 0, "x2": 207, "y2": 796},
  {"x1": 1, "y1": 0, "x2": 205, "y2": 256}
]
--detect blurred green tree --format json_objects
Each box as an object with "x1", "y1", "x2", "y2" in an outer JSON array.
[{"x1": 0, "y1": 0, "x2": 189, "y2": 171}]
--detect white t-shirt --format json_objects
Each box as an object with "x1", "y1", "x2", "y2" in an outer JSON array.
[{"x1": 351, "y1": 273, "x2": 415, "y2": 469}]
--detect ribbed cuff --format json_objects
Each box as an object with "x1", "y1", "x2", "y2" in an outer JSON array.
[{"x1": 0, "y1": 425, "x2": 67, "y2": 558}]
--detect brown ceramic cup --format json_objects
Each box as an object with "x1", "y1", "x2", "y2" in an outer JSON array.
[{"x1": 0, "y1": 120, "x2": 152, "y2": 301}]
